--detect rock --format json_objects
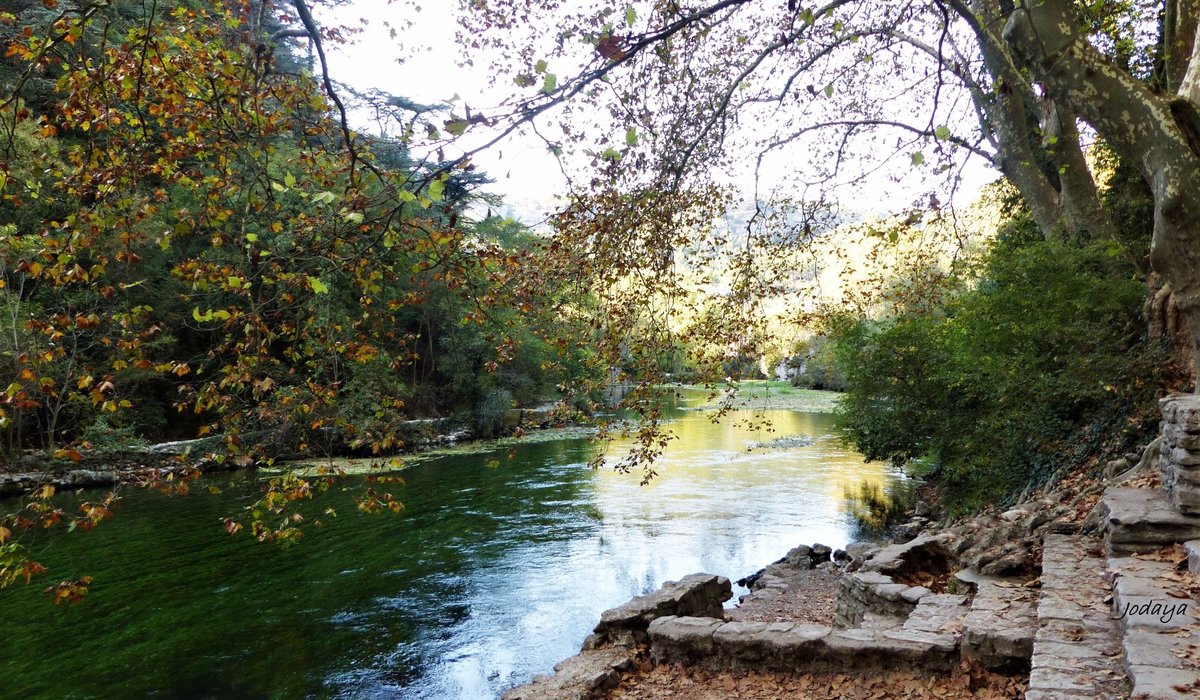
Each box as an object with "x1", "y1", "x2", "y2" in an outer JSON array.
[
  {"x1": 810, "y1": 543, "x2": 832, "y2": 563},
  {"x1": 62, "y1": 469, "x2": 119, "y2": 487},
  {"x1": 979, "y1": 549, "x2": 1032, "y2": 577},
  {"x1": 845, "y1": 542, "x2": 877, "y2": 561},
  {"x1": 999, "y1": 509, "x2": 1026, "y2": 523},
  {"x1": 502, "y1": 647, "x2": 636, "y2": 700},
  {"x1": 1187, "y1": 539, "x2": 1200, "y2": 575},
  {"x1": 862, "y1": 533, "x2": 958, "y2": 577},
  {"x1": 900, "y1": 586, "x2": 931, "y2": 604},
  {"x1": 784, "y1": 545, "x2": 814, "y2": 569},
  {"x1": 1099, "y1": 487, "x2": 1200, "y2": 554},
  {"x1": 832, "y1": 548, "x2": 849, "y2": 563},
  {"x1": 844, "y1": 543, "x2": 881, "y2": 572},
  {"x1": 1160, "y1": 393, "x2": 1200, "y2": 431},
  {"x1": 592, "y1": 573, "x2": 731, "y2": 647},
  {"x1": 647, "y1": 615, "x2": 724, "y2": 662},
  {"x1": 751, "y1": 573, "x2": 788, "y2": 592},
  {"x1": 874, "y1": 583, "x2": 909, "y2": 602}
]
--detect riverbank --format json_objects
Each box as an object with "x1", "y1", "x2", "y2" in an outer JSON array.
[
  {"x1": 0, "y1": 403, "x2": 578, "y2": 498},
  {"x1": 506, "y1": 430, "x2": 1196, "y2": 700},
  {"x1": 0, "y1": 385, "x2": 836, "y2": 497}
]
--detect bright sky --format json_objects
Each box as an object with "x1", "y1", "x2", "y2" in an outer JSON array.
[
  {"x1": 319, "y1": 0, "x2": 569, "y2": 212},
  {"x1": 316, "y1": 1, "x2": 999, "y2": 217}
]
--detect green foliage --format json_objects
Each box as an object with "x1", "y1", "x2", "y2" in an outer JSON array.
[
  {"x1": 0, "y1": 0, "x2": 598, "y2": 464},
  {"x1": 79, "y1": 416, "x2": 148, "y2": 454},
  {"x1": 833, "y1": 231, "x2": 1162, "y2": 512},
  {"x1": 785, "y1": 335, "x2": 847, "y2": 392},
  {"x1": 474, "y1": 388, "x2": 514, "y2": 438}
]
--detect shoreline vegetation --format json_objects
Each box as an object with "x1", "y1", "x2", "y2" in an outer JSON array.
[
  {"x1": 0, "y1": 384, "x2": 845, "y2": 495},
  {"x1": 680, "y1": 382, "x2": 842, "y2": 413}
]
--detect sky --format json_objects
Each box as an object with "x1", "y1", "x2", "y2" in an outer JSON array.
[
  {"x1": 314, "y1": 1, "x2": 998, "y2": 220},
  {"x1": 317, "y1": 0, "x2": 570, "y2": 214}
]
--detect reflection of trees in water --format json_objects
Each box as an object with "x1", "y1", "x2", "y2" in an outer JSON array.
[{"x1": 844, "y1": 478, "x2": 915, "y2": 539}]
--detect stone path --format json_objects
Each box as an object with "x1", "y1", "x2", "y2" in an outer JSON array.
[
  {"x1": 647, "y1": 611, "x2": 963, "y2": 674},
  {"x1": 886, "y1": 592, "x2": 968, "y2": 655},
  {"x1": 1025, "y1": 534, "x2": 1125, "y2": 699},
  {"x1": 1109, "y1": 548, "x2": 1200, "y2": 699},
  {"x1": 956, "y1": 570, "x2": 1038, "y2": 670},
  {"x1": 502, "y1": 574, "x2": 731, "y2": 700}
]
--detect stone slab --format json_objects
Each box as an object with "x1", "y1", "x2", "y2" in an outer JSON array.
[
  {"x1": 959, "y1": 573, "x2": 1036, "y2": 669},
  {"x1": 593, "y1": 573, "x2": 730, "y2": 646},
  {"x1": 1160, "y1": 394, "x2": 1200, "y2": 432},
  {"x1": 1100, "y1": 488, "x2": 1200, "y2": 554},
  {"x1": 1110, "y1": 550, "x2": 1200, "y2": 700},
  {"x1": 1128, "y1": 664, "x2": 1200, "y2": 700}
]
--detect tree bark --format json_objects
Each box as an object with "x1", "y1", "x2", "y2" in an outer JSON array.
[{"x1": 1002, "y1": 0, "x2": 1200, "y2": 386}]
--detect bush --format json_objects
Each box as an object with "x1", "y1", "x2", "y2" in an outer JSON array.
[
  {"x1": 785, "y1": 335, "x2": 848, "y2": 391},
  {"x1": 832, "y1": 236, "x2": 1163, "y2": 512},
  {"x1": 475, "y1": 388, "x2": 514, "y2": 438}
]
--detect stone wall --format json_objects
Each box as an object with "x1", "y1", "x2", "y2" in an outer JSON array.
[
  {"x1": 1159, "y1": 394, "x2": 1200, "y2": 514},
  {"x1": 582, "y1": 573, "x2": 731, "y2": 649},
  {"x1": 833, "y1": 534, "x2": 957, "y2": 628}
]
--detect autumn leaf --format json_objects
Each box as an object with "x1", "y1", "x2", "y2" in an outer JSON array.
[{"x1": 597, "y1": 35, "x2": 626, "y2": 60}]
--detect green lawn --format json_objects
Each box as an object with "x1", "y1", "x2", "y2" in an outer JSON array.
[{"x1": 688, "y1": 381, "x2": 842, "y2": 413}]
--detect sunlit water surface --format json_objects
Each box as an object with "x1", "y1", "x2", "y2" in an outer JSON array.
[{"x1": 0, "y1": 389, "x2": 901, "y2": 699}]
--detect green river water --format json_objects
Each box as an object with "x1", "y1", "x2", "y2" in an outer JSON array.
[{"x1": 0, "y1": 388, "x2": 903, "y2": 699}]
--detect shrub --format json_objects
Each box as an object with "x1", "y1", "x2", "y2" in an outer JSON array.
[{"x1": 832, "y1": 237, "x2": 1163, "y2": 512}]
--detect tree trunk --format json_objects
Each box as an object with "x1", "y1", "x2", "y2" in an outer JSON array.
[{"x1": 1002, "y1": 0, "x2": 1200, "y2": 387}]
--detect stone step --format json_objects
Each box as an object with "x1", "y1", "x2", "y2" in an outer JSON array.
[
  {"x1": 646, "y1": 611, "x2": 962, "y2": 674},
  {"x1": 1026, "y1": 534, "x2": 1125, "y2": 700},
  {"x1": 1100, "y1": 487, "x2": 1200, "y2": 555},
  {"x1": 504, "y1": 573, "x2": 730, "y2": 699},
  {"x1": 954, "y1": 570, "x2": 1038, "y2": 669},
  {"x1": 888, "y1": 592, "x2": 969, "y2": 656},
  {"x1": 582, "y1": 573, "x2": 731, "y2": 649},
  {"x1": 1109, "y1": 551, "x2": 1200, "y2": 699}
]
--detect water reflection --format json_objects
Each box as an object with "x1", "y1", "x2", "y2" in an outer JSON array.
[{"x1": 0, "y1": 388, "x2": 902, "y2": 700}]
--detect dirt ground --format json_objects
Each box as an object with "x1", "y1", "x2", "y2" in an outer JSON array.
[
  {"x1": 605, "y1": 662, "x2": 1028, "y2": 699},
  {"x1": 726, "y1": 567, "x2": 843, "y2": 626}
]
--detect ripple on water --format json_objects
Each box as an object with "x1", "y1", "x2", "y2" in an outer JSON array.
[{"x1": 0, "y1": 392, "x2": 903, "y2": 700}]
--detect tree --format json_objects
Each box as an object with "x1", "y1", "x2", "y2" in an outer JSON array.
[
  {"x1": 428, "y1": 0, "x2": 1200, "y2": 382},
  {"x1": 0, "y1": 0, "x2": 600, "y2": 595}
]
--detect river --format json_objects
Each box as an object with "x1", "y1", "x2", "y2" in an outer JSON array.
[{"x1": 0, "y1": 387, "x2": 904, "y2": 699}]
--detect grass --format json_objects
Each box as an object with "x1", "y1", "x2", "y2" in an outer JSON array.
[{"x1": 686, "y1": 381, "x2": 842, "y2": 413}]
